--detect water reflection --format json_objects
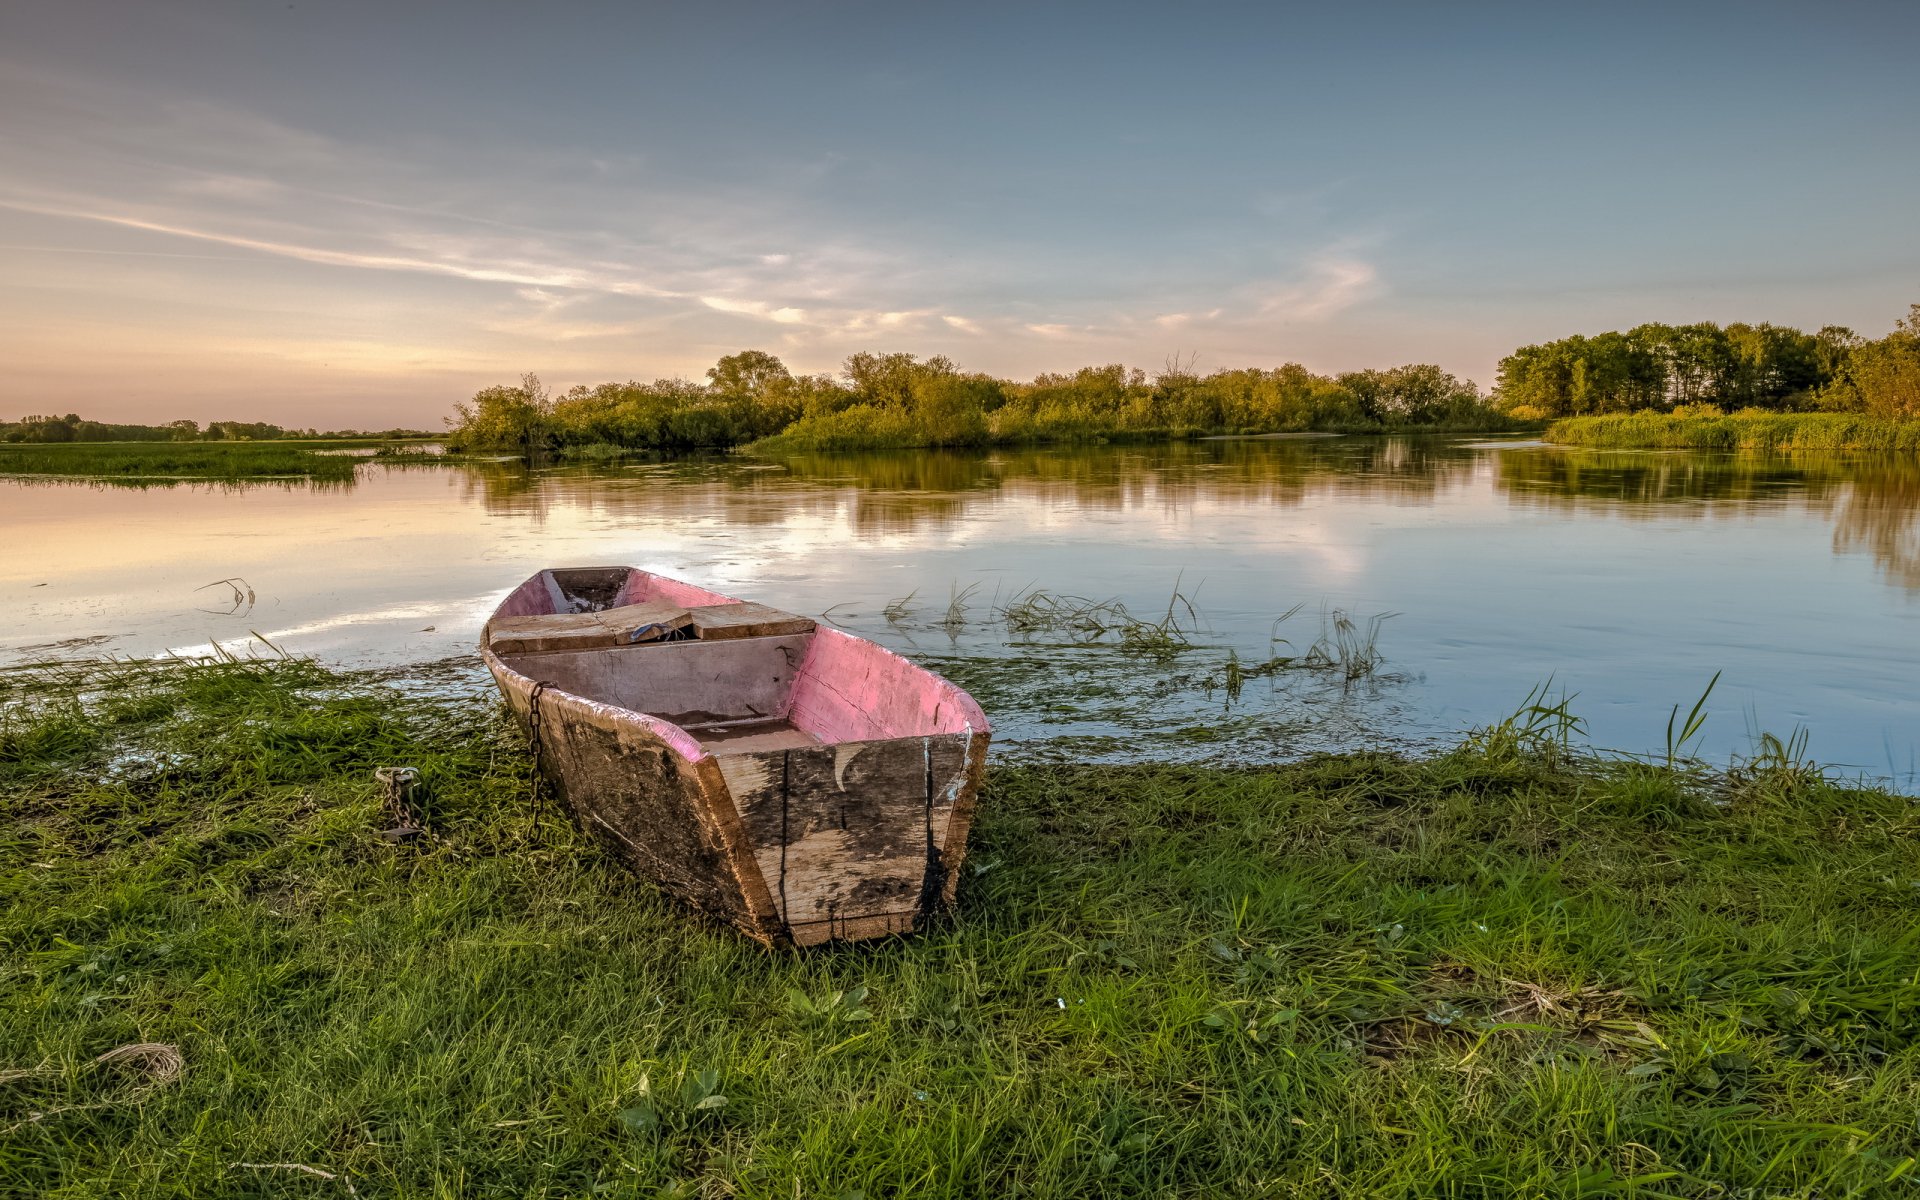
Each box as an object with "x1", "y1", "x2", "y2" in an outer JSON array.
[
  {"x1": 1496, "y1": 448, "x2": 1920, "y2": 590},
  {"x1": 447, "y1": 440, "x2": 1920, "y2": 593},
  {"x1": 1823, "y1": 460, "x2": 1920, "y2": 592},
  {"x1": 458, "y1": 438, "x2": 1489, "y2": 535},
  {"x1": 3, "y1": 437, "x2": 1915, "y2": 779}
]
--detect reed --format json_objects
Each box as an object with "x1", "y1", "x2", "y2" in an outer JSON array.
[
  {"x1": 1460, "y1": 678, "x2": 1587, "y2": 766},
  {"x1": 996, "y1": 586, "x2": 1200, "y2": 655},
  {"x1": 1202, "y1": 606, "x2": 1397, "y2": 699},
  {"x1": 880, "y1": 590, "x2": 918, "y2": 625},
  {"x1": 1545, "y1": 410, "x2": 1920, "y2": 451},
  {"x1": 940, "y1": 582, "x2": 981, "y2": 633}
]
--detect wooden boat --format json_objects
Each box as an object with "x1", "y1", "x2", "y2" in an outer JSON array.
[{"x1": 480, "y1": 566, "x2": 991, "y2": 947}]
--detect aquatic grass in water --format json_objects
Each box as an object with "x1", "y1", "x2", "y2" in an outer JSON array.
[
  {"x1": 940, "y1": 581, "x2": 981, "y2": 633},
  {"x1": 996, "y1": 584, "x2": 1200, "y2": 655},
  {"x1": 880, "y1": 590, "x2": 918, "y2": 626},
  {"x1": 3, "y1": 656, "x2": 1918, "y2": 1195},
  {"x1": 1296, "y1": 607, "x2": 1397, "y2": 681},
  {"x1": 1207, "y1": 606, "x2": 1398, "y2": 700}
]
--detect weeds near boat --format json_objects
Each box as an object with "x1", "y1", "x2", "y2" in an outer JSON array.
[
  {"x1": 1729, "y1": 725, "x2": 1829, "y2": 798},
  {"x1": 941, "y1": 582, "x2": 981, "y2": 633},
  {"x1": 997, "y1": 584, "x2": 1200, "y2": 655},
  {"x1": 1297, "y1": 607, "x2": 1396, "y2": 680},
  {"x1": 193, "y1": 576, "x2": 256, "y2": 616},
  {"x1": 881, "y1": 590, "x2": 918, "y2": 625},
  {"x1": 1206, "y1": 605, "x2": 1398, "y2": 700},
  {"x1": 1461, "y1": 678, "x2": 1586, "y2": 765},
  {"x1": 1663, "y1": 670, "x2": 1719, "y2": 768}
]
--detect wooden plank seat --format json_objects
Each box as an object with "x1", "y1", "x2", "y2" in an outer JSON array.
[
  {"x1": 683, "y1": 602, "x2": 815, "y2": 641},
  {"x1": 488, "y1": 599, "x2": 814, "y2": 655},
  {"x1": 487, "y1": 600, "x2": 693, "y2": 654}
]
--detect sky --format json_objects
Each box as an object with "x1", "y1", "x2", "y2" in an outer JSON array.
[{"x1": 2, "y1": 0, "x2": 1917, "y2": 428}]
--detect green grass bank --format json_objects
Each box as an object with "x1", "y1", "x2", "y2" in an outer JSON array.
[
  {"x1": 1544, "y1": 411, "x2": 1920, "y2": 451},
  {"x1": 745, "y1": 414, "x2": 1532, "y2": 455},
  {"x1": 3, "y1": 657, "x2": 1917, "y2": 1197},
  {"x1": 0, "y1": 439, "x2": 451, "y2": 484}
]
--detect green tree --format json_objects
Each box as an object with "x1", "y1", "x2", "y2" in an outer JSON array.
[
  {"x1": 447, "y1": 373, "x2": 553, "y2": 454},
  {"x1": 843, "y1": 352, "x2": 957, "y2": 406},
  {"x1": 1849, "y1": 305, "x2": 1920, "y2": 419},
  {"x1": 706, "y1": 350, "x2": 791, "y2": 398}
]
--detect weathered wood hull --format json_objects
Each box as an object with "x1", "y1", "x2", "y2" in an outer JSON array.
[{"x1": 480, "y1": 567, "x2": 990, "y2": 947}]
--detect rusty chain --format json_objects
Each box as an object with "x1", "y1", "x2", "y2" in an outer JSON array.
[{"x1": 525, "y1": 680, "x2": 551, "y2": 833}]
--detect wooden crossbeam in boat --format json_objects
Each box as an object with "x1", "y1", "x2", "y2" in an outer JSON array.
[
  {"x1": 684, "y1": 602, "x2": 816, "y2": 640},
  {"x1": 487, "y1": 600, "x2": 693, "y2": 654}
]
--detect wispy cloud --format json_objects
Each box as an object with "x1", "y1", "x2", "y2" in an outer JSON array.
[
  {"x1": 0, "y1": 60, "x2": 1406, "y2": 407},
  {"x1": 1252, "y1": 256, "x2": 1380, "y2": 321},
  {"x1": 701, "y1": 296, "x2": 808, "y2": 323},
  {"x1": 0, "y1": 197, "x2": 688, "y2": 297},
  {"x1": 1154, "y1": 308, "x2": 1223, "y2": 329}
]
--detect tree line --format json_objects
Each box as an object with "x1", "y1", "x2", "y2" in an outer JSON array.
[
  {"x1": 1496, "y1": 305, "x2": 1920, "y2": 419},
  {"x1": 22, "y1": 301, "x2": 1916, "y2": 454},
  {"x1": 0, "y1": 414, "x2": 433, "y2": 444},
  {"x1": 446, "y1": 351, "x2": 1510, "y2": 456}
]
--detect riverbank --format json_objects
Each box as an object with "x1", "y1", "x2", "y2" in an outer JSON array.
[
  {"x1": 1545, "y1": 411, "x2": 1920, "y2": 451},
  {"x1": 745, "y1": 416, "x2": 1537, "y2": 455},
  {"x1": 0, "y1": 438, "x2": 461, "y2": 485},
  {"x1": 4, "y1": 656, "x2": 1915, "y2": 1196}
]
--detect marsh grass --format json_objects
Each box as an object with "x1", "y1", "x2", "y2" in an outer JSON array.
[
  {"x1": 1461, "y1": 679, "x2": 1587, "y2": 766},
  {"x1": 0, "y1": 438, "x2": 456, "y2": 484},
  {"x1": 0, "y1": 441, "x2": 362, "y2": 484},
  {"x1": 1544, "y1": 411, "x2": 1920, "y2": 452},
  {"x1": 940, "y1": 582, "x2": 981, "y2": 634},
  {"x1": 880, "y1": 590, "x2": 918, "y2": 626},
  {"x1": 3, "y1": 657, "x2": 1918, "y2": 1196},
  {"x1": 997, "y1": 585, "x2": 1200, "y2": 655},
  {"x1": 369, "y1": 442, "x2": 450, "y2": 460},
  {"x1": 1207, "y1": 607, "x2": 1398, "y2": 701},
  {"x1": 1296, "y1": 608, "x2": 1396, "y2": 681}
]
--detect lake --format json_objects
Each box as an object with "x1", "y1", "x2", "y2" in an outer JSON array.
[{"x1": 3, "y1": 436, "x2": 1915, "y2": 783}]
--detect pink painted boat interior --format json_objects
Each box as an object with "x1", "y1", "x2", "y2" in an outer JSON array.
[{"x1": 488, "y1": 567, "x2": 988, "y2": 760}]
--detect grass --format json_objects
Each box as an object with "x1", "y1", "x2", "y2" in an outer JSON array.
[
  {"x1": 0, "y1": 441, "x2": 363, "y2": 484},
  {"x1": 0, "y1": 438, "x2": 457, "y2": 484},
  {"x1": 4, "y1": 655, "x2": 1918, "y2": 1196},
  {"x1": 1544, "y1": 411, "x2": 1920, "y2": 452}
]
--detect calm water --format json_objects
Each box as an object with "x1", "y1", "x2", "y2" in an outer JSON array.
[{"x1": 3, "y1": 437, "x2": 1916, "y2": 781}]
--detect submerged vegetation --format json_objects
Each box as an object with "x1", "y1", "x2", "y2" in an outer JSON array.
[
  {"x1": 4, "y1": 655, "x2": 1917, "y2": 1196},
  {"x1": 1544, "y1": 410, "x2": 1920, "y2": 451},
  {"x1": 445, "y1": 354, "x2": 1524, "y2": 458}
]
